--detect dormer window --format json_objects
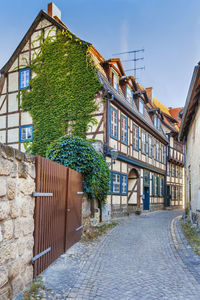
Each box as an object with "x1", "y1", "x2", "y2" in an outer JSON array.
[
  {"x1": 154, "y1": 115, "x2": 161, "y2": 130},
  {"x1": 126, "y1": 85, "x2": 133, "y2": 105},
  {"x1": 111, "y1": 69, "x2": 119, "y2": 91},
  {"x1": 139, "y1": 99, "x2": 144, "y2": 115}
]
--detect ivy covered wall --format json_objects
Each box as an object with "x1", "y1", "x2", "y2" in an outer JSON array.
[{"x1": 21, "y1": 29, "x2": 102, "y2": 156}]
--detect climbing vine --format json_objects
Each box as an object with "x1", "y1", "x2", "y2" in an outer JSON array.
[
  {"x1": 46, "y1": 136, "x2": 110, "y2": 206},
  {"x1": 21, "y1": 28, "x2": 102, "y2": 156}
]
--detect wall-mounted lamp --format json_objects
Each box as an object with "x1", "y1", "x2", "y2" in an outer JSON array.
[{"x1": 107, "y1": 146, "x2": 119, "y2": 167}]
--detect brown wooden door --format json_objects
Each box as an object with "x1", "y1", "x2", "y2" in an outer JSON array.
[
  {"x1": 65, "y1": 168, "x2": 83, "y2": 250},
  {"x1": 33, "y1": 156, "x2": 83, "y2": 277}
]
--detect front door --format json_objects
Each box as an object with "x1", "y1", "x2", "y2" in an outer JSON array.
[
  {"x1": 143, "y1": 187, "x2": 150, "y2": 210},
  {"x1": 167, "y1": 186, "x2": 170, "y2": 207}
]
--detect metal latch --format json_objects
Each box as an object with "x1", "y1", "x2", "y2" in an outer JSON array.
[
  {"x1": 77, "y1": 192, "x2": 83, "y2": 195},
  {"x1": 33, "y1": 192, "x2": 53, "y2": 197},
  {"x1": 76, "y1": 225, "x2": 83, "y2": 231},
  {"x1": 31, "y1": 247, "x2": 51, "y2": 263}
]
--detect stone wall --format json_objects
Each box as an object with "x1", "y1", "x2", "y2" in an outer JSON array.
[{"x1": 0, "y1": 143, "x2": 35, "y2": 300}]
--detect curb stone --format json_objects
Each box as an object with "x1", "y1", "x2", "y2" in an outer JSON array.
[{"x1": 171, "y1": 215, "x2": 200, "y2": 283}]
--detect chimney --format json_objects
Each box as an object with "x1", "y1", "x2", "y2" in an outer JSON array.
[
  {"x1": 146, "y1": 87, "x2": 153, "y2": 102},
  {"x1": 48, "y1": 2, "x2": 61, "y2": 20}
]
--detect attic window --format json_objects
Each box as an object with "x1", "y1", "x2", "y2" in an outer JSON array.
[
  {"x1": 111, "y1": 70, "x2": 119, "y2": 91},
  {"x1": 126, "y1": 85, "x2": 133, "y2": 105},
  {"x1": 139, "y1": 99, "x2": 144, "y2": 115},
  {"x1": 154, "y1": 115, "x2": 161, "y2": 130}
]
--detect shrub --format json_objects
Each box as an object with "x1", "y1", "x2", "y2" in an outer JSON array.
[{"x1": 46, "y1": 136, "x2": 110, "y2": 206}]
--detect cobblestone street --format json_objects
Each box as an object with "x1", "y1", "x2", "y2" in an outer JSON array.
[{"x1": 40, "y1": 210, "x2": 200, "y2": 299}]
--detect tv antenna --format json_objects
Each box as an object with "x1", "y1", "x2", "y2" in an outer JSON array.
[{"x1": 112, "y1": 49, "x2": 145, "y2": 81}]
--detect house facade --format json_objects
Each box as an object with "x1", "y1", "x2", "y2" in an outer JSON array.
[
  {"x1": 153, "y1": 98, "x2": 184, "y2": 209},
  {"x1": 0, "y1": 3, "x2": 183, "y2": 218},
  {"x1": 179, "y1": 62, "x2": 200, "y2": 222}
]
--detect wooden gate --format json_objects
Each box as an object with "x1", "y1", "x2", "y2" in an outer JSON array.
[{"x1": 33, "y1": 156, "x2": 83, "y2": 277}]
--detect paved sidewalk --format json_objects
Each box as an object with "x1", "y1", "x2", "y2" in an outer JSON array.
[{"x1": 22, "y1": 210, "x2": 200, "y2": 299}]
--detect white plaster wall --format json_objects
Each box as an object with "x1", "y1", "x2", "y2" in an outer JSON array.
[
  {"x1": 186, "y1": 105, "x2": 200, "y2": 213},
  {"x1": 112, "y1": 195, "x2": 120, "y2": 205},
  {"x1": 8, "y1": 72, "x2": 18, "y2": 92},
  {"x1": 8, "y1": 93, "x2": 18, "y2": 112},
  {"x1": 95, "y1": 133, "x2": 103, "y2": 142},
  {"x1": 0, "y1": 95, "x2": 6, "y2": 113},
  {"x1": 31, "y1": 30, "x2": 42, "y2": 48},
  {"x1": 21, "y1": 112, "x2": 32, "y2": 125},
  {"x1": 7, "y1": 128, "x2": 19, "y2": 143},
  {"x1": 9, "y1": 59, "x2": 18, "y2": 72},
  {"x1": 19, "y1": 52, "x2": 29, "y2": 67},
  {"x1": 0, "y1": 130, "x2": 6, "y2": 143},
  {"x1": 8, "y1": 113, "x2": 19, "y2": 128},
  {"x1": 0, "y1": 116, "x2": 6, "y2": 128}
]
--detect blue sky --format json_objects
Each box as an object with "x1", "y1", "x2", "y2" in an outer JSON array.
[{"x1": 0, "y1": 0, "x2": 200, "y2": 107}]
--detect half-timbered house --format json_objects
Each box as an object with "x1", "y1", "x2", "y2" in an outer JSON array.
[
  {"x1": 0, "y1": 2, "x2": 181, "y2": 218},
  {"x1": 152, "y1": 98, "x2": 184, "y2": 210},
  {"x1": 179, "y1": 62, "x2": 200, "y2": 222}
]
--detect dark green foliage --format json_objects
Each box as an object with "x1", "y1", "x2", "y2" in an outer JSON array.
[
  {"x1": 21, "y1": 29, "x2": 102, "y2": 156},
  {"x1": 46, "y1": 135, "x2": 110, "y2": 205}
]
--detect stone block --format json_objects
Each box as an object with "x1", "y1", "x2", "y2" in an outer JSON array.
[
  {"x1": 2, "y1": 145, "x2": 15, "y2": 160},
  {"x1": 18, "y1": 179, "x2": 35, "y2": 196},
  {"x1": 0, "y1": 202, "x2": 10, "y2": 220},
  {"x1": 0, "y1": 160, "x2": 10, "y2": 176},
  {"x1": 21, "y1": 200, "x2": 29, "y2": 217},
  {"x1": 0, "y1": 178, "x2": 7, "y2": 197},
  {"x1": 28, "y1": 164, "x2": 36, "y2": 179},
  {"x1": 7, "y1": 180, "x2": 16, "y2": 200},
  {"x1": 2, "y1": 220, "x2": 13, "y2": 240},
  {"x1": 11, "y1": 276, "x2": 24, "y2": 298},
  {"x1": 0, "y1": 244, "x2": 11, "y2": 265},
  {"x1": 10, "y1": 242, "x2": 18, "y2": 260},
  {"x1": 8, "y1": 260, "x2": 20, "y2": 280},
  {"x1": 0, "y1": 226, "x2": 2, "y2": 242},
  {"x1": 10, "y1": 200, "x2": 20, "y2": 219},
  {"x1": 18, "y1": 162, "x2": 28, "y2": 179},
  {"x1": 14, "y1": 219, "x2": 22, "y2": 239},
  {"x1": 11, "y1": 162, "x2": 17, "y2": 178},
  {"x1": 23, "y1": 265, "x2": 33, "y2": 286},
  {"x1": 0, "y1": 267, "x2": 8, "y2": 288},
  {"x1": 15, "y1": 149, "x2": 25, "y2": 161},
  {"x1": 24, "y1": 154, "x2": 35, "y2": 163},
  {"x1": 0, "y1": 284, "x2": 11, "y2": 300},
  {"x1": 21, "y1": 217, "x2": 34, "y2": 236}
]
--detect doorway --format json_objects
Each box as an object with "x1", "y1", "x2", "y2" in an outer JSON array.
[{"x1": 143, "y1": 187, "x2": 150, "y2": 210}]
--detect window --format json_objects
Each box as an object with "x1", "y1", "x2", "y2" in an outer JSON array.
[
  {"x1": 112, "y1": 173, "x2": 120, "y2": 194},
  {"x1": 111, "y1": 172, "x2": 128, "y2": 195},
  {"x1": 133, "y1": 125, "x2": 139, "y2": 151},
  {"x1": 148, "y1": 136, "x2": 154, "y2": 158},
  {"x1": 121, "y1": 115, "x2": 128, "y2": 144},
  {"x1": 167, "y1": 163, "x2": 170, "y2": 176},
  {"x1": 121, "y1": 175, "x2": 128, "y2": 195},
  {"x1": 126, "y1": 85, "x2": 133, "y2": 105},
  {"x1": 20, "y1": 125, "x2": 33, "y2": 142},
  {"x1": 154, "y1": 115, "x2": 161, "y2": 130},
  {"x1": 172, "y1": 165, "x2": 175, "y2": 177},
  {"x1": 141, "y1": 131, "x2": 146, "y2": 154},
  {"x1": 19, "y1": 68, "x2": 30, "y2": 90},
  {"x1": 155, "y1": 176, "x2": 158, "y2": 196},
  {"x1": 110, "y1": 107, "x2": 118, "y2": 140},
  {"x1": 111, "y1": 70, "x2": 119, "y2": 91},
  {"x1": 139, "y1": 99, "x2": 144, "y2": 115},
  {"x1": 160, "y1": 178, "x2": 164, "y2": 196},
  {"x1": 156, "y1": 142, "x2": 160, "y2": 161},
  {"x1": 162, "y1": 146, "x2": 166, "y2": 164}
]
